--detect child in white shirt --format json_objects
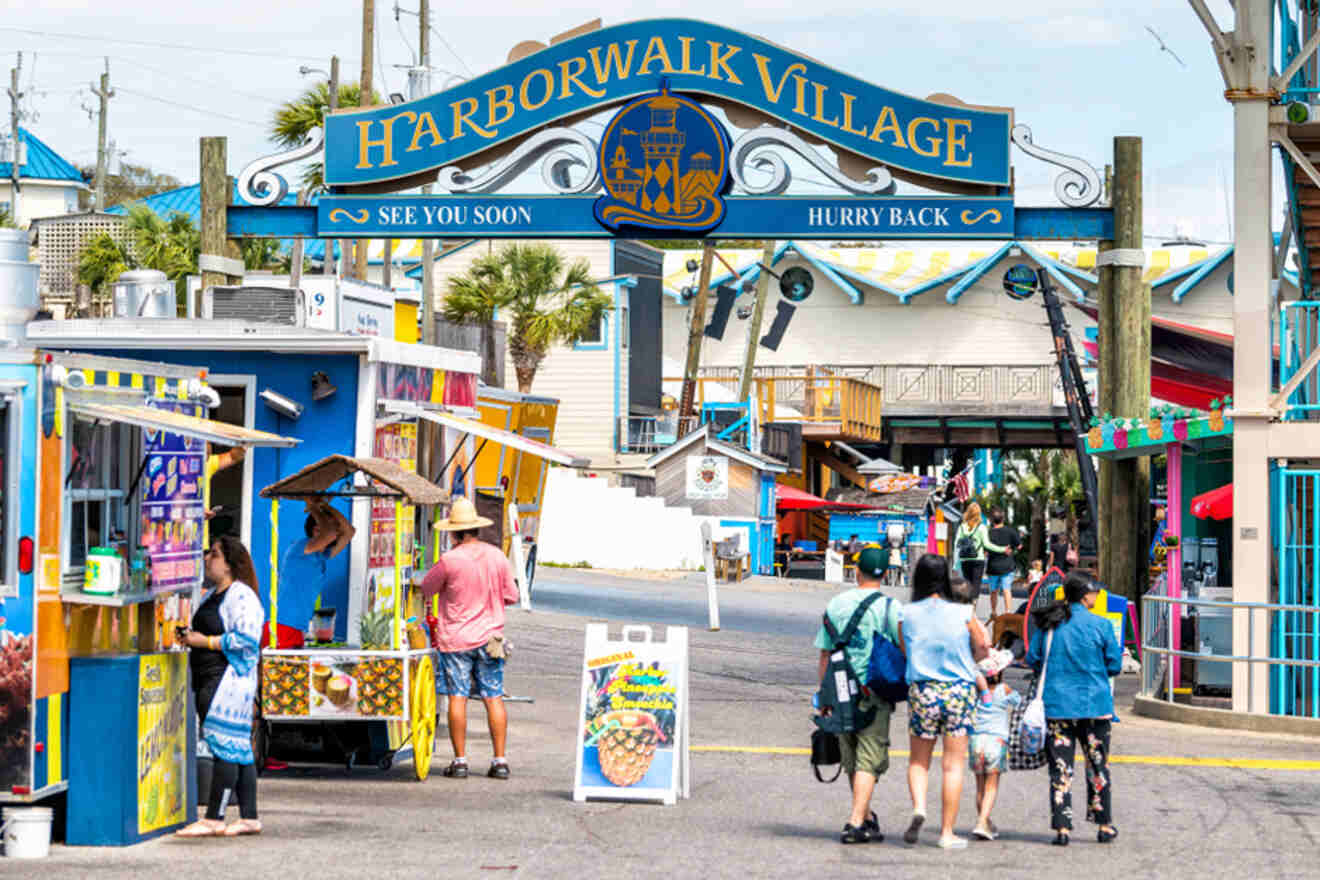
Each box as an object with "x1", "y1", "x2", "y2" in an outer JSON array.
[{"x1": 969, "y1": 649, "x2": 1021, "y2": 841}]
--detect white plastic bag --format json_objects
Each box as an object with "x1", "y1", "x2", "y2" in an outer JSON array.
[{"x1": 1018, "y1": 630, "x2": 1053, "y2": 754}]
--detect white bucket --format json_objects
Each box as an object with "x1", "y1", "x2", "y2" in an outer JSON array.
[{"x1": 2, "y1": 807, "x2": 52, "y2": 858}]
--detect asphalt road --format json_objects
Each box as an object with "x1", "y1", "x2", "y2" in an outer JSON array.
[{"x1": 22, "y1": 570, "x2": 1320, "y2": 879}]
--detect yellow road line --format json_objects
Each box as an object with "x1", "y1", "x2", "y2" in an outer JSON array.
[{"x1": 690, "y1": 745, "x2": 1320, "y2": 771}]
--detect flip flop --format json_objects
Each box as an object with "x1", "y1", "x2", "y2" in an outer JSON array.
[
  {"x1": 222, "y1": 820, "x2": 262, "y2": 837},
  {"x1": 175, "y1": 820, "x2": 225, "y2": 838}
]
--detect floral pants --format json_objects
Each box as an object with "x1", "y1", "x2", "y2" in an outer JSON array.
[{"x1": 1045, "y1": 718, "x2": 1112, "y2": 830}]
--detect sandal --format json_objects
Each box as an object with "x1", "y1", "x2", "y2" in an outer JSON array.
[
  {"x1": 175, "y1": 820, "x2": 225, "y2": 838},
  {"x1": 840, "y1": 823, "x2": 872, "y2": 844},
  {"x1": 222, "y1": 820, "x2": 262, "y2": 837},
  {"x1": 903, "y1": 812, "x2": 925, "y2": 845}
]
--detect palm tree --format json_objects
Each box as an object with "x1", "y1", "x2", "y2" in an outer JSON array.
[
  {"x1": 76, "y1": 233, "x2": 135, "y2": 298},
  {"x1": 240, "y1": 238, "x2": 283, "y2": 271},
  {"x1": 124, "y1": 205, "x2": 195, "y2": 280},
  {"x1": 271, "y1": 82, "x2": 380, "y2": 191},
  {"x1": 443, "y1": 244, "x2": 608, "y2": 392}
]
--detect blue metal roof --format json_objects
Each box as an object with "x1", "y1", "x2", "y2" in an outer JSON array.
[{"x1": 0, "y1": 127, "x2": 85, "y2": 184}]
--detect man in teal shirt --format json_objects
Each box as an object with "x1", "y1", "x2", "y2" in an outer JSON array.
[{"x1": 814, "y1": 546, "x2": 903, "y2": 844}]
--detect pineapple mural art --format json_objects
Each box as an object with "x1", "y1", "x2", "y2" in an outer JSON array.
[
  {"x1": 583, "y1": 661, "x2": 678, "y2": 788},
  {"x1": 262, "y1": 657, "x2": 310, "y2": 716}
]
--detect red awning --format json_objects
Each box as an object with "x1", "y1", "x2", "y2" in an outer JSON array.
[
  {"x1": 1190, "y1": 483, "x2": 1232, "y2": 520},
  {"x1": 775, "y1": 485, "x2": 877, "y2": 511}
]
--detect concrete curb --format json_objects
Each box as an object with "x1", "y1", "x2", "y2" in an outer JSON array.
[{"x1": 1133, "y1": 694, "x2": 1320, "y2": 736}]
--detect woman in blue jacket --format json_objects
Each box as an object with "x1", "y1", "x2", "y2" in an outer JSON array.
[{"x1": 1025, "y1": 570, "x2": 1122, "y2": 846}]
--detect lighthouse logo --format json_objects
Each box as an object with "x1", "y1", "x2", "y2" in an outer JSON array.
[{"x1": 594, "y1": 85, "x2": 730, "y2": 234}]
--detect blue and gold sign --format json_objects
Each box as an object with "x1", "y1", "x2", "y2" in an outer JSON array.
[
  {"x1": 323, "y1": 18, "x2": 1013, "y2": 189},
  {"x1": 593, "y1": 87, "x2": 729, "y2": 233}
]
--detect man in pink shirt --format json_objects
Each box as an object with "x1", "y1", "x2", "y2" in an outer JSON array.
[{"x1": 421, "y1": 497, "x2": 520, "y2": 780}]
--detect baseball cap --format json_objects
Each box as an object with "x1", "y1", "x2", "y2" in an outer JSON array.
[{"x1": 856, "y1": 546, "x2": 887, "y2": 578}]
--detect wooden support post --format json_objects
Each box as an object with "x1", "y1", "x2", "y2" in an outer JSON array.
[
  {"x1": 1101, "y1": 137, "x2": 1150, "y2": 602},
  {"x1": 737, "y1": 241, "x2": 777, "y2": 405},
  {"x1": 1096, "y1": 225, "x2": 1115, "y2": 587},
  {"x1": 199, "y1": 137, "x2": 241, "y2": 316},
  {"x1": 680, "y1": 244, "x2": 715, "y2": 420},
  {"x1": 355, "y1": 0, "x2": 375, "y2": 282}
]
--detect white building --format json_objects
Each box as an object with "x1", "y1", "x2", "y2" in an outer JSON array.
[{"x1": 0, "y1": 128, "x2": 87, "y2": 227}]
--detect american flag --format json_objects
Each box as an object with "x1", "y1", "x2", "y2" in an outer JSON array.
[{"x1": 950, "y1": 468, "x2": 973, "y2": 503}]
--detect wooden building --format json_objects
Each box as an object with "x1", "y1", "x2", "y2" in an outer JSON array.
[{"x1": 646, "y1": 424, "x2": 786, "y2": 574}]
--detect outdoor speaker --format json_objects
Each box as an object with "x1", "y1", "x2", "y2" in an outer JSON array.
[
  {"x1": 704, "y1": 284, "x2": 738, "y2": 340},
  {"x1": 759, "y1": 299, "x2": 796, "y2": 351}
]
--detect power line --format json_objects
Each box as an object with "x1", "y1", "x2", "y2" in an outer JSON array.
[
  {"x1": 429, "y1": 25, "x2": 474, "y2": 77},
  {"x1": 0, "y1": 26, "x2": 354, "y2": 64},
  {"x1": 111, "y1": 57, "x2": 286, "y2": 107},
  {"x1": 114, "y1": 86, "x2": 265, "y2": 128}
]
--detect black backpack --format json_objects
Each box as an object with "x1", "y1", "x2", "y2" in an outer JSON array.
[
  {"x1": 956, "y1": 530, "x2": 977, "y2": 561},
  {"x1": 813, "y1": 592, "x2": 883, "y2": 735}
]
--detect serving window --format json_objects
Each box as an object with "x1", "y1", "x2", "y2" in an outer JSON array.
[{"x1": 63, "y1": 416, "x2": 140, "y2": 585}]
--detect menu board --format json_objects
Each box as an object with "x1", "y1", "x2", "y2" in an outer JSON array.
[
  {"x1": 573, "y1": 624, "x2": 689, "y2": 806},
  {"x1": 368, "y1": 421, "x2": 416, "y2": 614},
  {"x1": 139, "y1": 400, "x2": 206, "y2": 592}
]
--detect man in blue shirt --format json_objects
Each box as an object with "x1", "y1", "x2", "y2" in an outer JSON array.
[{"x1": 276, "y1": 503, "x2": 353, "y2": 641}]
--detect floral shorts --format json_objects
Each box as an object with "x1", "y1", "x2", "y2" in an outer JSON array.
[
  {"x1": 908, "y1": 680, "x2": 978, "y2": 739},
  {"x1": 439, "y1": 646, "x2": 504, "y2": 698},
  {"x1": 969, "y1": 734, "x2": 1008, "y2": 774}
]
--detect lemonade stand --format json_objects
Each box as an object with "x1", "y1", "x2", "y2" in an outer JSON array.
[{"x1": 256, "y1": 455, "x2": 447, "y2": 780}]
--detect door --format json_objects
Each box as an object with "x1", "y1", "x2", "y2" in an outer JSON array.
[{"x1": 205, "y1": 376, "x2": 256, "y2": 549}]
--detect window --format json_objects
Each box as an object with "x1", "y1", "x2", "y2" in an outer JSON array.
[
  {"x1": 63, "y1": 418, "x2": 138, "y2": 585},
  {"x1": 0, "y1": 395, "x2": 16, "y2": 597},
  {"x1": 575, "y1": 313, "x2": 606, "y2": 348}
]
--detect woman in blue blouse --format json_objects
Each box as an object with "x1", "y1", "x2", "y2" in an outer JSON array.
[{"x1": 1025, "y1": 570, "x2": 1123, "y2": 846}]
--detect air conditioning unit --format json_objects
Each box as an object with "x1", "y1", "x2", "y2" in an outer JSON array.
[{"x1": 203, "y1": 285, "x2": 306, "y2": 326}]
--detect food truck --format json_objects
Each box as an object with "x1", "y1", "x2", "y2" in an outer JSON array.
[{"x1": 0, "y1": 346, "x2": 298, "y2": 845}]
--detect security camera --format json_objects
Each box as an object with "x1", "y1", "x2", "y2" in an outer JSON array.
[
  {"x1": 260, "y1": 388, "x2": 304, "y2": 420},
  {"x1": 685, "y1": 259, "x2": 700, "y2": 273}
]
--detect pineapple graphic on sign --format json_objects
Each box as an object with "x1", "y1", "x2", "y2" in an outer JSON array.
[{"x1": 583, "y1": 661, "x2": 677, "y2": 787}]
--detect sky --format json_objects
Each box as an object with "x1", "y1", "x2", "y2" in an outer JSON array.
[{"x1": 2, "y1": 0, "x2": 1269, "y2": 243}]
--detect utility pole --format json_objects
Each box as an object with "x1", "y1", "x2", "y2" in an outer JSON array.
[
  {"x1": 679, "y1": 244, "x2": 715, "y2": 421},
  {"x1": 1096, "y1": 139, "x2": 1148, "y2": 605},
  {"x1": 419, "y1": 0, "x2": 436, "y2": 345},
  {"x1": 355, "y1": 0, "x2": 375, "y2": 282},
  {"x1": 91, "y1": 58, "x2": 113, "y2": 212},
  {"x1": 325, "y1": 56, "x2": 341, "y2": 277},
  {"x1": 7, "y1": 54, "x2": 22, "y2": 224},
  {"x1": 737, "y1": 241, "x2": 777, "y2": 404}
]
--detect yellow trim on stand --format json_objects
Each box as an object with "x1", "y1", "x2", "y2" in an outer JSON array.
[
  {"x1": 269, "y1": 498, "x2": 279, "y2": 649},
  {"x1": 393, "y1": 499, "x2": 402, "y2": 651},
  {"x1": 46, "y1": 693, "x2": 63, "y2": 786}
]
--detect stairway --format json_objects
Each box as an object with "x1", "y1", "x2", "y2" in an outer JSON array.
[
  {"x1": 537, "y1": 469, "x2": 711, "y2": 571},
  {"x1": 1286, "y1": 125, "x2": 1320, "y2": 300}
]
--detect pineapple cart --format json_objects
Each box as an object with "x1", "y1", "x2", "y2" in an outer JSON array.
[{"x1": 256, "y1": 455, "x2": 448, "y2": 780}]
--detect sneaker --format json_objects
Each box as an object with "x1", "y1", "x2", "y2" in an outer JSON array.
[
  {"x1": 972, "y1": 824, "x2": 995, "y2": 841},
  {"x1": 862, "y1": 811, "x2": 884, "y2": 843},
  {"x1": 937, "y1": 835, "x2": 969, "y2": 850},
  {"x1": 487, "y1": 762, "x2": 510, "y2": 780},
  {"x1": 903, "y1": 812, "x2": 925, "y2": 844},
  {"x1": 441, "y1": 760, "x2": 469, "y2": 778},
  {"x1": 840, "y1": 823, "x2": 872, "y2": 844}
]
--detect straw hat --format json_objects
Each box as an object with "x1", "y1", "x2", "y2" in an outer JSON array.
[{"x1": 434, "y1": 496, "x2": 493, "y2": 531}]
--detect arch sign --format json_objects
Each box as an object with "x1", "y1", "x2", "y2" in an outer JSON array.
[{"x1": 234, "y1": 18, "x2": 1110, "y2": 242}]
